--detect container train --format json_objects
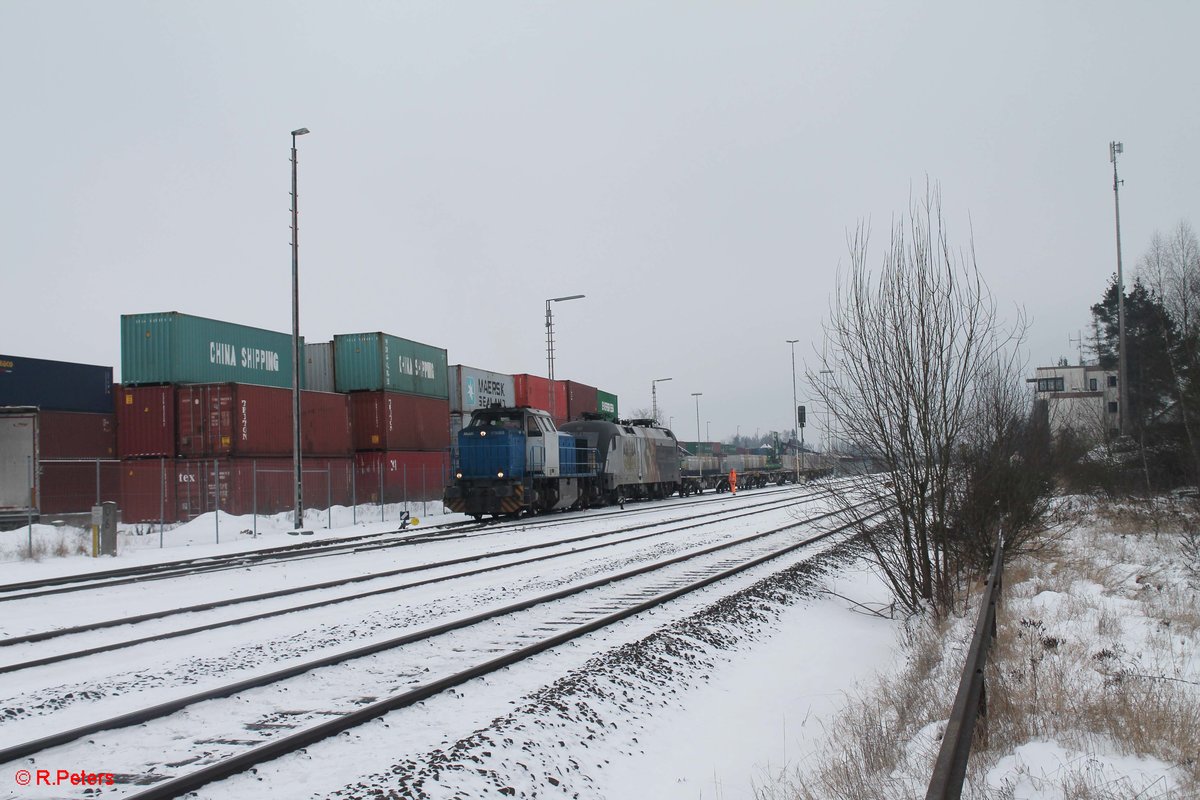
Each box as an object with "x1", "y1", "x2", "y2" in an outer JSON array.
[{"x1": 443, "y1": 406, "x2": 828, "y2": 519}]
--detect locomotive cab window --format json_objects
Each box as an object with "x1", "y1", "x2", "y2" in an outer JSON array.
[
  {"x1": 526, "y1": 416, "x2": 541, "y2": 436},
  {"x1": 469, "y1": 411, "x2": 523, "y2": 431}
]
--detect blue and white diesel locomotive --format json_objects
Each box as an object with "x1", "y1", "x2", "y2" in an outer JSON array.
[{"x1": 443, "y1": 406, "x2": 682, "y2": 518}]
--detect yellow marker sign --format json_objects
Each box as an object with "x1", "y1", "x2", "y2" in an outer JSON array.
[{"x1": 410, "y1": 518, "x2": 420, "y2": 526}]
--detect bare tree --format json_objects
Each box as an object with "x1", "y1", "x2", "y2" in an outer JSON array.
[
  {"x1": 810, "y1": 184, "x2": 1036, "y2": 615},
  {"x1": 1138, "y1": 220, "x2": 1200, "y2": 489}
]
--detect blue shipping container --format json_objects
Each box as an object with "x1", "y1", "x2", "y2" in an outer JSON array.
[{"x1": 0, "y1": 354, "x2": 114, "y2": 414}]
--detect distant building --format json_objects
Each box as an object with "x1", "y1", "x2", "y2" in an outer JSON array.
[{"x1": 1028, "y1": 364, "x2": 1119, "y2": 442}]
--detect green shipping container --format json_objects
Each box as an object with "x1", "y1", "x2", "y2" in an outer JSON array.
[
  {"x1": 121, "y1": 312, "x2": 302, "y2": 389},
  {"x1": 597, "y1": 390, "x2": 619, "y2": 422},
  {"x1": 333, "y1": 332, "x2": 449, "y2": 398}
]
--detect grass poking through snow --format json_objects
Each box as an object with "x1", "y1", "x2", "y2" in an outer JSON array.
[{"x1": 764, "y1": 498, "x2": 1200, "y2": 800}]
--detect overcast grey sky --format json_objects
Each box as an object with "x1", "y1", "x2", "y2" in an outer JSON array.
[{"x1": 3, "y1": 2, "x2": 1197, "y2": 444}]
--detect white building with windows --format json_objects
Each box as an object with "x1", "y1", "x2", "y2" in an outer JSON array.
[{"x1": 1028, "y1": 364, "x2": 1119, "y2": 443}]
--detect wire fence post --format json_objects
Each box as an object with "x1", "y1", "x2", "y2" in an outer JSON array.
[
  {"x1": 252, "y1": 459, "x2": 258, "y2": 538},
  {"x1": 403, "y1": 463, "x2": 408, "y2": 510},
  {"x1": 327, "y1": 463, "x2": 332, "y2": 530},
  {"x1": 422, "y1": 465, "x2": 427, "y2": 518},
  {"x1": 213, "y1": 458, "x2": 220, "y2": 544},
  {"x1": 379, "y1": 459, "x2": 384, "y2": 523},
  {"x1": 159, "y1": 457, "x2": 165, "y2": 548},
  {"x1": 351, "y1": 461, "x2": 357, "y2": 525},
  {"x1": 95, "y1": 458, "x2": 101, "y2": 504}
]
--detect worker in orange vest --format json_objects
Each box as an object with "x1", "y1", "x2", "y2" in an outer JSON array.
[{"x1": 729, "y1": 468, "x2": 737, "y2": 495}]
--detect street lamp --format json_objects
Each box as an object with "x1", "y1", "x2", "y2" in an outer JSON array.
[
  {"x1": 691, "y1": 392, "x2": 703, "y2": 484},
  {"x1": 290, "y1": 127, "x2": 310, "y2": 533},
  {"x1": 651, "y1": 377, "x2": 673, "y2": 424},
  {"x1": 1110, "y1": 141, "x2": 1128, "y2": 438},
  {"x1": 787, "y1": 339, "x2": 800, "y2": 483},
  {"x1": 546, "y1": 294, "x2": 585, "y2": 420},
  {"x1": 706, "y1": 420, "x2": 711, "y2": 440}
]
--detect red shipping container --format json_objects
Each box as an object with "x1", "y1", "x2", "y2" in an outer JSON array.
[
  {"x1": 177, "y1": 384, "x2": 290, "y2": 457},
  {"x1": 512, "y1": 374, "x2": 567, "y2": 425},
  {"x1": 39, "y1": 460, "x2": 121, "y2": 514},
  {"x1": 350, "y1": 391, "x2": 450, "y2": 452},
  {"x1": 355, "y1": 451, "x2": 449, "y2": 504},
  {"x1": 176, "y1": 384, "x2": 352, "y2": 457},
  {"x1": 563, "y1": 380, "x2": 598, "y2": 422},
  {"x1": 119, "y1": 458, "x2": 178, "y2": 523},
  {"x1": 117, "y1": 385, "x2": 176, "y2": 458},
  {"x1": 174, "y1": 457, "x2": 354, "y2": 520},
  {"x1": 301, "y1": 391, "x2": 353, "y2": 455},
  {"x1": 38, "y1": 411, "x2": 117, "y2": 458}
]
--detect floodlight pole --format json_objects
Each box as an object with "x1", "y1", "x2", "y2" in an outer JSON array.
[
  {"x1": 652, "y1": 377, "x2": 673, "y2": 424},
  {"x1": 545, "y1": 294, "x2": 585, "y2": 420},
  {"x1": 1110, "y1": 141, "x2": 1128, "y2": 438},
  {"x1": 290, "y1": 127, "x2": 310, "y2": 531}
]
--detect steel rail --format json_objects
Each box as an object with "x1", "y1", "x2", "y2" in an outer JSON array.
[
  {"x1": 123, "y1": 508, "x2": 881, "y2": 800},
  {"x1": 0, "y1": 491, "x2": 822, "y2": 672},
  {"x1": 0, "y1": 480, "x2": 812, "y2": 600},
  {"x1": 0, "y1": 488, "x2": 819, "y2": 650},
  {"x1": 0, "y1": 499, "x2": 878, "y2": 767}
]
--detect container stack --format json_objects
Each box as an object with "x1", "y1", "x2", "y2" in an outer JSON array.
[
  {"x1": 334, "y1": 332, "x2": 451, "y2": 508},
  {"x1": 117, "y1": 312, "x2": 354, "y2": 523},
  {"x1": 596, "y1": 389, "x2": 619, "y2": 422},
  {"x1": 448, "y1": 365, "x2": 516, "y2": 461},
  {"x1": 512, "y1": 374, "x2": 568, "y2": 426},
  {"x1": 0, "y1": 355, "x2": 118, "y2": 518}
]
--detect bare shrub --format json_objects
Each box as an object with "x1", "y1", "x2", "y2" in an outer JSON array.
[{"x1": 811, "y1": 183, "x2": 1046, "y2": 615}]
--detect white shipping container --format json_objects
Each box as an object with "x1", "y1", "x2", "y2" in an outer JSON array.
[
  {"x1": 304, "y1": 342, "x2": 336, "y2": 393},
  {"x1": 448, "y1": 365, "x2": 515, "y2": 414},
  {"x1": 0, "y1": 409, "x2": 38, "y2": 512}
]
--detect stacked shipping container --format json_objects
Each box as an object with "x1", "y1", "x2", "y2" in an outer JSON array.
[
  {"x1": 334, "y1": 332, "x2": 452, "y2": 508},
  {"x1": 3, "y1": 318, "x2": 622, "y2": 525},
  {"x1": 118, "y1": 312, "x2": 354, "y2": 523},
  {"x1": 0, "y1": 355, "x2": 120, "y2": 519},
  {"x1": 512, "y1": 374, "x2": 567, "y2": 426},
  {"x1": 448, "y1": 365, "x2": 516, "y2": 461}
]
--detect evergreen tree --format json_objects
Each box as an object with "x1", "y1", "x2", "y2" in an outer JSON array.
[{"x1": 1091, "y1": 276, "x2": 1180, "y2": 434}]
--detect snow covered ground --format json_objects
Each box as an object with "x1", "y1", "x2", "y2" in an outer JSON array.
[{"x1": 3, "y1": 494, "x2": 1190, "y2": 799}]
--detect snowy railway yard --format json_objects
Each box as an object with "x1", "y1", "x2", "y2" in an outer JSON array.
[
  {"x1": 0, "y1": 481, "x2": 896, "y2": 799},
  {"x1": 3, "y1": 486, "x2": 1196, "y2": 800}
]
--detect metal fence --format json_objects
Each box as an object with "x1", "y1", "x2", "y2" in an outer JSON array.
[
  {"x1": 925, "y1": 535, "x2": 1005, "y2": 800},
  {"x1": 23, "y1": 457, "x2": 451, "y2": 544}
]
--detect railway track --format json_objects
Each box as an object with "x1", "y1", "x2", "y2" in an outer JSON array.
[
  {"x1": 0, "y1": 487, "x2": 832, "y2": 674},
  {"x1": 0, "y1": 479, "x2": 835, "y2": 603},
  {"x1": 0, "y1": 498, "x2": 880, "y2": 799}
]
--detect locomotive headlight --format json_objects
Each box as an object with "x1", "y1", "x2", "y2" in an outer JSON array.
[
  {"x1": 480, "y1": 430, "x2": 487, "y2": 437},
  {"x1": 497, "y1": 470, "x2": 505, "y2": 478},
  {"x1": 455, "y1": 471, "x2": 463, "y2": 480}
]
